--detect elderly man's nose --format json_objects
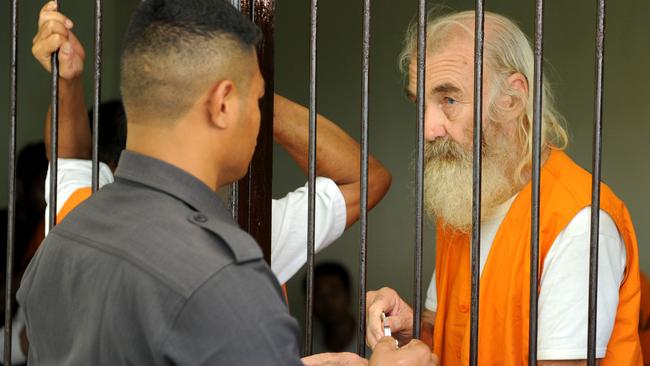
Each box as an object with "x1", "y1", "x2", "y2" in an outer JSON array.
[{"x1": 425, "y1": 108, "x2": 447, "y2": 141}]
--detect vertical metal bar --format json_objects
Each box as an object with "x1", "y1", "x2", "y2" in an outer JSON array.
[
  {"x1": 469, "y1": 1, "x2": 485, "y2": 365},
  {"x1": 412, "y1": 0, "x2": 426, "y2": 341},
  {"x1": 233, "y1": 0, "x2": 274, "y2": 263},
  {"x1": 228, "y1": 0, "x2": 242, "y2": 221},
  {"x1": 304, "y1": 0, "x2": 318, "y2": 356},
  {"x1": 91, "y1": 0, "x2": 103, "y2": 192},
  {"x1": 5, "y1": 0, "x2": 19, "y2": 363},
  {"x1": 357, "y1": 0, "x2": 371, "y2": 357},
  {"x1": 587, "y1": 1, "x2": 606, "y2": 364},
  {"x1": 49, "y1": 1, "x2": 61, "y2": 232},
  {"x1": 529, "y1": 0, "x2": 545, "y2": 364}
]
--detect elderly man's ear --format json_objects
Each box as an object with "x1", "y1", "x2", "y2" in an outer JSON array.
[{"x1": 496, "y1": 72, "x2": 529, "y2": 121}]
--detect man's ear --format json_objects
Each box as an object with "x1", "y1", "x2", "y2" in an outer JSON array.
[
  {"x1": 497, "y1": 72, "x2": 529, "y2": 120},
  {"x1": 206, "y1": 79, "x2": 238, "y2": 130}
]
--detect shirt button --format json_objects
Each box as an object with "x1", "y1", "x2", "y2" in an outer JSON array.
[
  {"x1": 459, "y1": 304, "x2": 469, "y2": 313},
  {"x1": 456, "y1": 349, "x2": 462, "y2": 359},
  {"x1": 194, "y1": 213, "x2": 208, "y2": 223}
]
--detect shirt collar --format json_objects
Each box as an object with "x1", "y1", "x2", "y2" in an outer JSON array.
[
  {"x1": 114, "y1": 151, "x2": 262, "y2": 263},
  {"x1": 114, "y1": 150, "x2": 230, "y2": 221}
]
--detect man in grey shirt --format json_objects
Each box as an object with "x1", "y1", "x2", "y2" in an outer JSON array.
[{"x1": 18, "y1": 0, "x2": 438, "y2": 365}]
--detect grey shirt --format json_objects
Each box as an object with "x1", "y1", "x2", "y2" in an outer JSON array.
[{"x1": 17, "y1": 151, "x2": 303, "y2": 366}]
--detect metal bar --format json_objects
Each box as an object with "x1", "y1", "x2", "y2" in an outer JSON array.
[
  {"x1": 233, "y1": 0, "x2": 274, "y2": 264},
  {"x1": 587, "y1": 1, "x2": 606, "y2": 364},
  {"x1": 49, "y1": 1, "x2": 61, "y2": 232},
  {"x1": 304, "y1": 0, "x2": 318, "y2": 356},
  {"x1": 357, "y1": 0, "x2": 371, "y2": 357},
  {"x1": 529, "y1": 0, "x2": 545, "y2": 364},
  {"x1": 412, "y1": 0, "x2": 426, "y2": 341},
  {"x1": 469, "y1": 1, "x2": 485, "y2": 365},
  {"x1": 5, "y1": 0, "x2": 19, "y2": 363},
  {"x1": 91, "y1": 0, "x2": 103, "y2": 192}
]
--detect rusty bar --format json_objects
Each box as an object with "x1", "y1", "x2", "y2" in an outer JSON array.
[
  {"x1": 91, "y1": 0, "x2": 103, "y2": 192},
  {"x1": 412, "y1": 0, "x2": 426, "y2": 341},
  {"x1": 357, "y1": 0, "x2": 371, "y2": 357},
  {"x1": 469, "y1": 1, "x2": 485, "y2": 365},
  {"x1": 587, "y1": 0, "x2": 606, "y2": 364},
  {"x1": 304, "y1": 0, "x2": 318, "y2": 356},
  {"x1": 5, "y1": 0, "x2": 19, "y2": 363},
  {"x1": 529, "y1": 0, "x2": 545, "y2": 364},
  {"x1": 233, "y1": 0, "x2": 274, "y2": 264}
]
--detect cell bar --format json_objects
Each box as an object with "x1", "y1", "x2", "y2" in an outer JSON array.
[
  {"x1": 357, "y1": 0, "x2": 371, "y2": 357},
  {"x1": 469, "y1": 1, "x2": 485, "y2": 365},
  {"x1": 587, "y1": 1, "x2": 606, "y2": 364},
  {"x1": 5, "y1": 0, "x2": 19, "y2": 363},
  {"x1": 49, "y1": 1, "x2": 61, "y2": 232},
  {"x1": 304, "y1": 0, "x2": 318, "y2": 356},
  {"x1": 232, "y1": 0, "x2": 274, "y2": 263},
  {"x1": 412, "y1": 0, "x2": 426, "y2": 341},
  {"x1": 91, "y1": 0, "x2": 103, "y2": 192},
  {"x1": 529, "y1": 0, "x2": 545, "y2": 364}
]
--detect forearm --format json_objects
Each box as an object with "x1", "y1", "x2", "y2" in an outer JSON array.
[
  {"x1": 420, "y1": 310, "x2": 435, "y2": 350},
  {"x1": 44, "y1": 76, "x2": 91, "y2": 160},
  {"x1": 273, "y1": 95, "x2": 391, "y2": 226}
]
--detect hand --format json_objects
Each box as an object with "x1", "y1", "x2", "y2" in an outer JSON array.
[
  {"x1": 366, "y1": 287, "x2": 414, "y2": 349},
  {"x1": 369, "y1": 337, "x2": 439, "y2": 366},
  {"x1": 302, "y1": 352, "x2": 368, "y2": 366},
  {"x1": 32, "y1": 1, "x2": 85, "y2": 81}
]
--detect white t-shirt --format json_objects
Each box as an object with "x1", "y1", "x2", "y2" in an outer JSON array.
[
  {"x1": 44, "y1": 159, "x2": 347, "y2": 284},
  {"x1": 424, "y1": 195, "x2": 626, "y2": 360}
]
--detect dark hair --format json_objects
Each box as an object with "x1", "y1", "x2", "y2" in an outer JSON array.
[
  {"x1": 124, "y1": 0, "x2": 260, "y2": 49},
  {"x1": 120, "y1": 0, "x2": 261, "y2": 123},
  {"x1": 88, "y1": 100, "x2": 127, "y2": 167},
  {"x1": 313, "y1": 262, "x2": 352, "y2": 292}
]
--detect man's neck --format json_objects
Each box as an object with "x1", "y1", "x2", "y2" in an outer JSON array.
[{"x1": 126, "y1": 123, "x2": 221, "y2": 191}]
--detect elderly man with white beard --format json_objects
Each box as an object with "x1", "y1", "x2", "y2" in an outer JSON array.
[{"x1": 365, "y1": 10, "x2": 642, "y2": 366}]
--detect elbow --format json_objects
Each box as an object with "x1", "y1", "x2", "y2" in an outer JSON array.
[{"x1": 367, "y1": 158, "x2": 392, "y2": 210}]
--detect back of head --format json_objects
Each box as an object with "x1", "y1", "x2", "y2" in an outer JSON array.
[{"x1": 120, "y1": 0, "x2": 261, "y2": 125}]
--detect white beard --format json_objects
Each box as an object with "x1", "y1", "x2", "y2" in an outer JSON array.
[{"x1": 423, "y1": 135, "x2": 516, "y2": 233}]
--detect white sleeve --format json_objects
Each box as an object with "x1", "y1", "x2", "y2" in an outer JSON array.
[
  {"x1": 44, "y1": 158, "x2": 114, "y2": 233},
  {"x1": 537, "y1": 208, "x2": 626, "y2": 360},
  {"x1": 270, "y1": 177, "x2": 347, "y2": 284},
  {"x1": 425, "y1": 269, "x2": 438, "y2": 312}
]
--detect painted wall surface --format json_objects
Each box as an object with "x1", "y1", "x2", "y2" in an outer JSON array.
[{"x1": 1, "y1": 0, "x2": 648, "y2": 339}]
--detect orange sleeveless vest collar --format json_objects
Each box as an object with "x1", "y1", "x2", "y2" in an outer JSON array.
[{"x1": 432, "y1": 150, "x2": 642, "y2": 365}]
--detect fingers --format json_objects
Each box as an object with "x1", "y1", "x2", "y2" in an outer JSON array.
[
  {"x1": 373, "y1": 336, "x2": 399, "y2": 354},
  {"x1": 399, "y1": 339, "x2": 438, "y2": 366},
  {"x1": 38, "y1": 2, "x2": 73, "y2": 30}
]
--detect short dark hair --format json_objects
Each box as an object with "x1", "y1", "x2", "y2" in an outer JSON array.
[
  {"x1": 313, "y1": 262, "x2": 352, "y2": 292},
  {"x1": 88, "y1": 100, "x2": 127, "y2": 167},
  {"x1": 121, "y1": 0, "x2": 261, "y2": 123}
]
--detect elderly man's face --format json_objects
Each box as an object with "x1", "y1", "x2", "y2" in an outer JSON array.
[
  {"x1": 409, "y1": 37, "x2": 519, "y2": 230},
  {"x1": 407, "y1": 38, "x2": 487, "y2": 146}
]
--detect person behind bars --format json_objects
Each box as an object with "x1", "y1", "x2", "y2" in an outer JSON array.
[
  {"x1": 17, "y1": 0, "x2": 438, "y2": 365},
  {"x1": 365, "y1": 10, "x2": 641, "y2": 366}
]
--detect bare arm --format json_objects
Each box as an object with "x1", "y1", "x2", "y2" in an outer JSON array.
[
  {"x1": 33, "y1": 1, "x2": 90, "y2": 160},
  {"x1": 420, "y1": 309, "x2": 435, "y2": 350},
  {"x1": 273, "y1": 94, "x2": 392, "y2": 228}
]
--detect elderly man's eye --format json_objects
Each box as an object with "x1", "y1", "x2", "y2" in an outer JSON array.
[{"x1": 444, "y1": 97, "x2": 457, "y2": 105}]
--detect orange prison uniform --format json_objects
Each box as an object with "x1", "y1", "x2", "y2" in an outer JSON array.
[{"x1": 433, "y1": 150, "x2": 642, "y2": 365}]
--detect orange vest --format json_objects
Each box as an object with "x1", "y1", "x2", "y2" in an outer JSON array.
[
  {"x1": 432, "y1": 150, "x2": 642, "y2": 365},
  {"x1": 638, "y1": 272, "x2": 650, "y2": 365}
]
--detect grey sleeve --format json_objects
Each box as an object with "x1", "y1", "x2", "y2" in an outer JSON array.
[{"x1": 161, "y1": 262, "x2": 304, "y2": 366}]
